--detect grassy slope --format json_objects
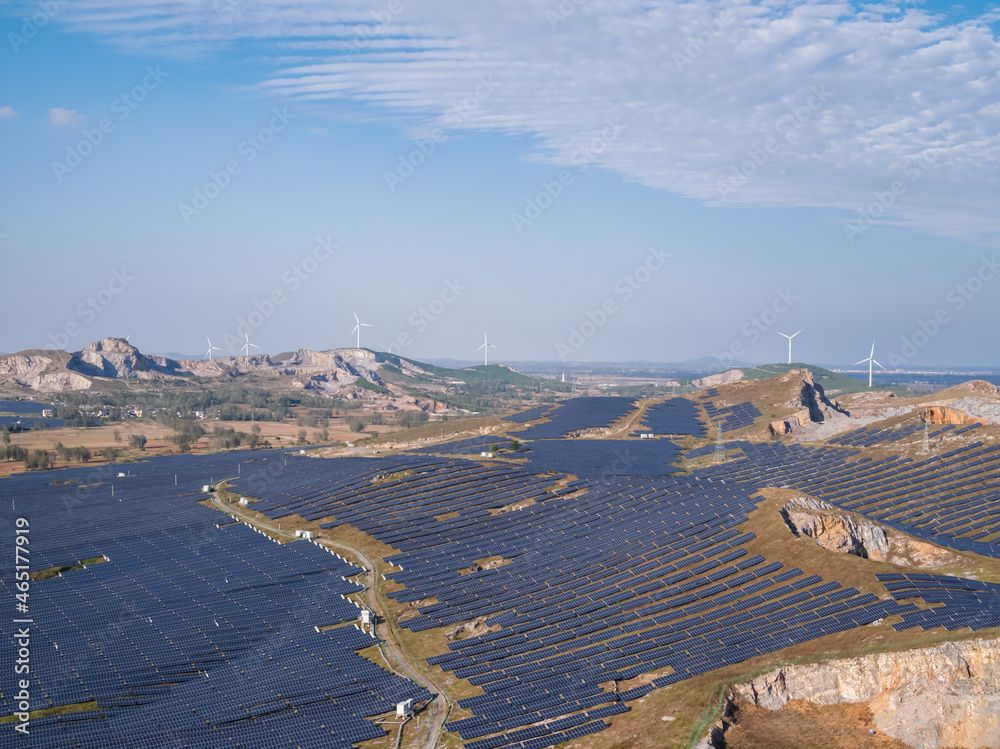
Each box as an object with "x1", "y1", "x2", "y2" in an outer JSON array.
[
  {"x1": 390, "y1": 355, "x2": 570, "y2": 390},
  {"x1": 740, "y1": 363, "x2": 873, "y2": 397}
]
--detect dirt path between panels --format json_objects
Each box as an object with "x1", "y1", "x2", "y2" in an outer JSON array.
[{"x1": 209, "y1": 492, "x2": 451, "y2": 749}]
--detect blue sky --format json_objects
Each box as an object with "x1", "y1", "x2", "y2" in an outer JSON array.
[{"x1": 1, "y1": 0, "x2": 998, "y2": 367}]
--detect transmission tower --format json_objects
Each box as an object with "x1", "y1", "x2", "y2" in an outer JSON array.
[{"x1": 714, "y1": 419, "x2": 726, "y2": 463}]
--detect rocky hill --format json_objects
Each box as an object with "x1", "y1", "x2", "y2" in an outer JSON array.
[
  {"x1": 728, "y1": 637, "x2": 1000, "y2": 749},
  {"x1": 0, "y1": 338, "x2": 532, "y2": 395}
]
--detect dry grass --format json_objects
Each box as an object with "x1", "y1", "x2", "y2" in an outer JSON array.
[{"x1": 724, "y1": 700, "x2": 910, "y2": 749}]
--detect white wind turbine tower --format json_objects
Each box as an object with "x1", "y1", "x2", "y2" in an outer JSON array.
[
  {"x1": 239, "y1": 331, "x2": 259, "y2": 357},
  {"x1": 855, "y1": 340, "x2": 886, "y2": 388},
  {"x1": 477, "y1": 332, "x2": 496, "y2": 366},
  {"x1": 776, "y1": 329, "x2": 802, "y2": 365},
  {"x1": 205, "y1": 336, "x2": 221, "y2": 360},
  {"x1": 351, "y1": 311, "x2": 373, "y2": 349}
]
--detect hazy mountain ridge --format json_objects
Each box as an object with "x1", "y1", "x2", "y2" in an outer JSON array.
[{"x1": 0, "y1": 338, "x2": 531, "y2": 395}]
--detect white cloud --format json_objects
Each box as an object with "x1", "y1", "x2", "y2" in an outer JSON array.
[
  {"x1": 48, "y1": 107, "x2": 87, "y2": 127},
  {"x1": 41, "y1": 0, "x2": 1000, "y2": 242},
  {"x1": 0, "y1": 106, "x2": 18, "y2": 118}
]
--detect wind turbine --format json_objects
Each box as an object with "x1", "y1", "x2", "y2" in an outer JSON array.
[
  {"x1": 776, "y1": 329, "x2": 802, "y2": 365},
  {"x1": 855, "y1": 340, "x2": 886, "y2": 388},
  {"x1": 351, "y1": 311, "x2": 373, "y2": 349},
  {"x1": 205, "y1": 336, "x2": 221, "y2": 360},
  {"x1": 239, "y1": 331, "x2": 259, "y2": 357},
  {"x1": 477, "y1": 332, "x2": 496, "y2": 366}
]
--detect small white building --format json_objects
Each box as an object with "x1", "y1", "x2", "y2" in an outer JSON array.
[{"x1": 396, "y1": 699, "x2": 414, "y2": 718}]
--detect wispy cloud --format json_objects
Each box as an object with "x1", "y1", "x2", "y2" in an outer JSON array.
[
  {"x1": 49, "y1": 107, "x2": 87, "y2": 127},
  {"x1": 33, "y1": 0, "x2": 1000, "y2": 242},
  {"x1": 0, "y1": 106, "x2": 18, "y2": 118}
]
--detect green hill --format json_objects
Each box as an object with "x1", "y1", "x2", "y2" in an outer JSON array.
[{"x1": 740, "y1": 363, "x2": 872, "y2": 397}]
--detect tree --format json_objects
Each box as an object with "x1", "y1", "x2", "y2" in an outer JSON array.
[
  {"x1": 509, "y1": 439, "x2": 521, "y2": 451},
  {"x1": 2, "y1": 445, "x2": 26, "y2": 463},
  {"x1": 396, "y1": 411, "x2": 428, "y2": 429},
  {"x1": 129, "y1": 434, "x2": 147, "y2": 450},
  {"x1": 24, "y1": 449, "x2": 52, "y2": 471},
  {"x1": 347, "y1": 417, "x2": 366, "y2": 433},
  {"x1": 318, "y1": 428, "x2": 329, "y2": 443},
  {"x1": 55, "y1": 442, "x2": 70, "y2": 461},
  {"x1": 489, "y1": 443, "x2": 499, "y2": 456},
  {"x1": 100, "y1": 447, "x2": 118, "y2": 463},
  {"x1": 296, "y1": 428, "x2": 308, "y2": 445},
  {"x1": 0, "y1": 426, "x2": 9, "y2": 444},
  {"x1": 113, "y1": 428, "x2": 122, "y2": 443}
]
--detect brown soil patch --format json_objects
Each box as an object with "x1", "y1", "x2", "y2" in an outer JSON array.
[{"x1": 725, "y1": 700, "x2": 910, "y2": 749}]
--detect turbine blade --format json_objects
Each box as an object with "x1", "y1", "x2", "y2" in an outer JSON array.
[{"x1": 873, "y1": 359, "x2": 885, "y2": 370}]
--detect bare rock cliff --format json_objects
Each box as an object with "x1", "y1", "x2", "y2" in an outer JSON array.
[
  {"x1": 734, "y1": 637, "x2": 1000, "y2": 749},
  {"x1": 781, "y1": 497, "x2": 889, "y2": 560},
  {"x1": 691, "y1": 369, "x2": 744, "y2": 389}
]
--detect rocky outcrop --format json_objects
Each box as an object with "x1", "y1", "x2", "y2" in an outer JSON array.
[
  {"x1": 0, "y1": 352, "x2": 94, "y2": 392},
  {"x1": 691, "y1": 369, "x2": 744, "y2": 389},
  {"x1": 919, "y1": 405, "x2": 980, "y2": 426},
  {"x1": 781, "y1": 497, "x2": 889, "y2": 560},
  {"x1": 943, "y1": 396, "x2": 1000, "y2": 426},
  {"x1": 961, "y1": 380, "x2": 1000, "y2": 397},
  {"x1": 68, "y1": 338, "x2": 183, "y2": 380},
  {"x1": 769, "y1": 370, "x2": 850, "y2": 436},
  {"x1": 733, "y1": 637, "x2": 1000, "y2": 749}
]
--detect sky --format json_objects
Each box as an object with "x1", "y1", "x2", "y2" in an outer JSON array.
[{"x1": 1, "y1": 0, "x2": 999, "y2": 368}]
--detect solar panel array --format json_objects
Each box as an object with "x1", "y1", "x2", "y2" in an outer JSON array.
[
  {"x1": 700, "y1": 399, "x2": 762, "y2": 433},
  {"x1": 876, "y1": 573, "x2": 1000, "y2": 631},
  {"x1": 0, "y1": 400, "x2": 55, "y2": 415},
  {"x1": 502, "y1": 405, "x2": 559, "y2": 424},
  {"x1": 225, "y1": 452, "x2": 950, "y2": 748},
  {"x1": 0, "y1": 415, "x2": 66, "y2": 429},
  {"x1": 510, "y1": 398, "x2": 637, "y2": 439},
  {"x1": 411, "y1": 435, "x2": 526, "y2": 456},
  {"x1": 517, "y1": 439, "x2": 682, "y2": 477},
  {"x1": 690, "y1": 440, "x2": 1000, "y2": 556},
  {"x1": 0, "y1": 451, "x2": 429, "y2": 748},
  {"x1": 3, "y1": 393, "x2": 999, "y2": 748},
  {"x1": 637, "y1": 398, "x2": 707, "y2": 437}
]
